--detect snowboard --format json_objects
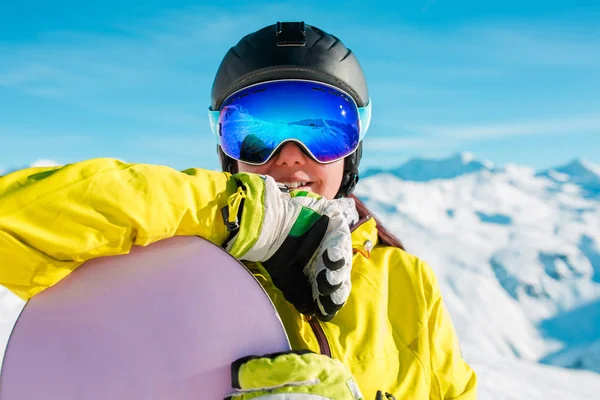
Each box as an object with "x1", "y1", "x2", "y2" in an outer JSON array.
[{"x1": 0, "y1": 236, "x2": 291, "y2": 399}]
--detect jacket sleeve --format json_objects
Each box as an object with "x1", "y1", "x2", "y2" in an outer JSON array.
[
  {"x1": 425, "y1": 264, "x2": 478, "y2": 400},
  {"x1": 0, "y1": 158, "x2": 239, "y2": 301}
]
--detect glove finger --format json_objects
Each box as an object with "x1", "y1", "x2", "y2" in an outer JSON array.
[
  {"x1": 322, "y1": 248, "x2": 345, "y2": 271},
  {"x1": 315, "y1": 296, "x2": 344, "y2": 322},
  {"x1": 316, "y1": 207, "x2": 353, "y2": 274},
  {"x1": 316, "y1": 269, "x2": 343, "y2": 296},
  {"x1": 330, "y1": 280, "x2": 351, "y2": 305},
  {"x1": 307, "y1": 212, "x2": 352, "y2": 316},
  {"x1": 312, "y1": 248, "x2": 351, "y2": 295},
  {"x1": 315, "y1": 281, "x2": 351, "y2": 321}
]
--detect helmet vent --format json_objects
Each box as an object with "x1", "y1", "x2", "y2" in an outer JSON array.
[{"x1": 276, "y1": 21, "x2": 306, "y2": 47}]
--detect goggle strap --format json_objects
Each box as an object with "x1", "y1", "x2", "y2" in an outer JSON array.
[
  {"x1": 208, "y1": 109, "x2": 220, "y2": 137},
  {"x1": 358, "y1": 99, "x2": 372, "y2": 141}
]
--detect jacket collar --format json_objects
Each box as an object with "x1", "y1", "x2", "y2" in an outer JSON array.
[{"x1": 350, "y1": 215, "x2": 379, "y2": 253}]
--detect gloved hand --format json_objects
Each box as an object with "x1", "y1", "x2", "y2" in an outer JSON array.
[
  {"x1": 223, "y1": 173, "x2": 353, "y2": 321},
  {"x1": 225, "y1": 350, "x2": 364, "y2": 400}
]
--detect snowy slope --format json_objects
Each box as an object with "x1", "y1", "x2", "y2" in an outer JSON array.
[
  {"x1": 356, "y1": 153, "x2": 600, "y2": 369},
  {"x1": 1, "y1": 155, "x2": 600, "y2": 398},
  {"x1": 467, "y1": 347, "x2": 600, "y2": 399}
]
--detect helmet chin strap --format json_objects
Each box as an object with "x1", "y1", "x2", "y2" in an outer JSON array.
[
  {"x1": 337, "y1": 142, "x2": 362, "y2": 198},
  {"x1": 216, "y1": 142, "x2": 362, "y2": 198},
  {"x1": 217, "y1": 144, "x2": 237, "y2": 174}
]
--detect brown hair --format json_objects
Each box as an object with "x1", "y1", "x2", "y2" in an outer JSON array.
[{"x1": 349, "y1": 194, "x2": 405, "y2": 250}]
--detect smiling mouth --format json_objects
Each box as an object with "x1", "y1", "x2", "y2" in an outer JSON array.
[{"x1": 281, "y1": 181, "x2": 313, "y2": 190}]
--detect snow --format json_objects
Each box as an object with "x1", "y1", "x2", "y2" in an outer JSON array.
[
  {"x1": 537, "y1": 159, "x2": 600, "y2": 199},
  {"x1": 468, "y1": 347, "x2": 600, "y2": 400},
  {"x1": 354, "y1": 154, "x2": 600, "y2": 397},
  {"x1": 1, "y1": 154, "x2": 600, "y2": 398}
]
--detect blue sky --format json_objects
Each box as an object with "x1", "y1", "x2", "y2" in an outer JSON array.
[{"x1": 1, "y1": 0, "x2": 599, "y2": 173}]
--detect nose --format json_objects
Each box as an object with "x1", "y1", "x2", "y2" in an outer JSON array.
[{"x1": 274, "y1": 142, "x2": 307, "y2": 166}]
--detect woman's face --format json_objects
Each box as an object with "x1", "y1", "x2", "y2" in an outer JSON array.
[{"x1": 236, "y1": 142, "x2": 344, "y2": 200}]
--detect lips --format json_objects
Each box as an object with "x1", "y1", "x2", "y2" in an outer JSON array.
[
  {"x1": 269, "y1": 172, "x2": 315, "y2": 191},
  {"x1": 282, "y1": 181, "x2": 315, "y2": 191},
  {"x1": 275, "y1": 177, "x2": 315, "y2": 192},
  {"x1": 281, "y1": 181, "x2": 308, "y2": 189}
]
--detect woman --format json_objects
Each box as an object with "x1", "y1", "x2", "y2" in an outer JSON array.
[{"x1": 0, "y1": 22, "x2": 477, "y2": 399}]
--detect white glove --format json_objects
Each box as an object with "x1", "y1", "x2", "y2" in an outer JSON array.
[{"x1": 224, "y1": 173, "x2": 353, "y2": 321}]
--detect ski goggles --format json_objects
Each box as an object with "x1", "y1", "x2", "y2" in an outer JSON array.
[{"x1": 208, "y1": 79, "x2": 371, "y2": 165}]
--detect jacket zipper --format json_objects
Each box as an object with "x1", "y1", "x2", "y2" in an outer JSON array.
[{"x1": 308, "y1": 316, "x2": 331, "y2": 357}]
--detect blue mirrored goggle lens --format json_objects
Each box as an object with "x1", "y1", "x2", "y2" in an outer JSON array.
[{"x1": 209, "y1": 80, "x2": 366, "y2": 164}]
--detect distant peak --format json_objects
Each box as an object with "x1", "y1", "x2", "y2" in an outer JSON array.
[
  {"x1": 568, "y1": 158, "x2": 600, "y2": 172},
  {"x1": 554, "y1": 158, "x2": 600, "y2": 177},
  {"x1": 559, "y1": 158, "x2": 586, "y2": 170},
  {"x1": 454, "y1": 151, "x2": 486, "y2": 165},
  {"x1": 536, "y1": 158, "x2": 600, "y2": 198},
  {"x1": 362, "y1": 152, "x2": 495, "y2": 182},
  {"x1": 457, "y1": 152, "x2": 475, "y2": 163},
  {"x1": 448, "y1": 152, "x2": 494, "y2": 168}
]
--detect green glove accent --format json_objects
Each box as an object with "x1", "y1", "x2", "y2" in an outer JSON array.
[
  {"x1": 223, "y1": 174, "x2": 354, "y2": 321},
  {"x1": 225, "y1": 350, "x2": 364, "y2": 400},
  {"x1": 289, "y1": 207, "x2": 322, "y2": 237}
]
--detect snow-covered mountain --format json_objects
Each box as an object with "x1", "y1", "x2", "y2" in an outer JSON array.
[
  {"x1": 536, "y1": 159, "x2": 600, "y2": 199},
  {"x1": 1, "y1": 155, "x2": 600, "y2": 398},
  {"x1": 362, "y1": 152, "x2": 496, "y2": 181},
  {"x1": 356, "y1": 153, "x2": 600, "y2": 372}
]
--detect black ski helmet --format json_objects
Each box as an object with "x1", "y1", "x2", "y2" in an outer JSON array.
[{"x1": 210, "y1": 21, "x2": 369, "y2": 198}]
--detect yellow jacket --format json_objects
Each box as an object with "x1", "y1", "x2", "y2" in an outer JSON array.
[{"x1": 0, "y1": 158, "x2": 476, "y2": 399}]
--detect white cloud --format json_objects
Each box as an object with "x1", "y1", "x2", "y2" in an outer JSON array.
[
  {"x1": 0, "y1": 159, "x2": 61, "y2": 176},
  {"x1": 30, "y1": 159, "x2": 62, "y2": 167}
]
